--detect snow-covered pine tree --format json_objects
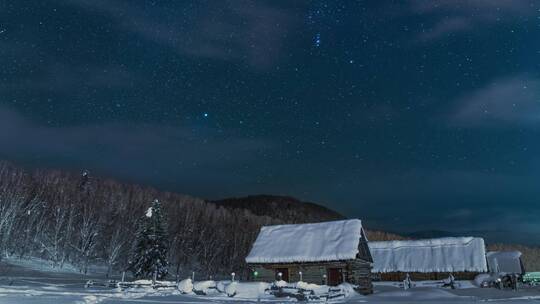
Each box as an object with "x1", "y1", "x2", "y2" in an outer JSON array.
[{"x1": 128, "y1": 199, "x2": 169, "y2": 279}]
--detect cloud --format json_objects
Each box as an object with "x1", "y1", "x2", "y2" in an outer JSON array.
[
  {"x1": 309, "y1": 166, "x2": 540, "y2": 236},
  {"x1": 62, "y1": 0, "x2": 301, "y2": 69},
  {"x1": 418, "y1": 17, "x2": 471, "y2": 41},
  {"x1": 408, "y1": 0, "x2": 535, "y2": 40},
  {"x1": 0, "y1": 107, "x2": 276, "y2": 194},
  {"x1": 6, "y1": 63, "x2": 137, "y2": 93},
  {"x1": 411, "y1": 0, "x2": 532, "y2": 14},
  {"x1": 450, "y1": 76, "x2": 540, "y2": 127}
]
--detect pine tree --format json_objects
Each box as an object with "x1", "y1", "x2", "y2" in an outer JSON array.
[{"x1": 128, "y1": 199, "x2": 169, "y2": 280}]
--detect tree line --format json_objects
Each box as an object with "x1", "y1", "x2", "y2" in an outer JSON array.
[{"x1": 0, "y1": 162, "x2": 284, "y2": 279}]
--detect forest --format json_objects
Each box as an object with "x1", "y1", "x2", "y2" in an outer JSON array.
[{"x1": 0, "y1": 161, "x2": 352, "y2": 280}]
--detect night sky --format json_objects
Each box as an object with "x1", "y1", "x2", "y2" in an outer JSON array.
[{"x1": 1, "y1": 1, "x2": 540, "y2": 243}]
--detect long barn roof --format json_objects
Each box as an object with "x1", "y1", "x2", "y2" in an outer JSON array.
[
  {"x1": 369, "y1": 237, "x2": 488, "y2": 273},
  {"x1": 246, "y1": 219, "x2": 364, "y2": 264}
]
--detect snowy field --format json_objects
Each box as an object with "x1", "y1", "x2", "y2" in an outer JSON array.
[{"x1": 1, "y1": 261, "x2": 540, "y2": 303}]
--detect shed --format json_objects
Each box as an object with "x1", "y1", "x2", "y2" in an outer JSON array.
[
  {"x1": 369, "y1": 237, "x2": 488, "y2": 281},
  {"x1": 245, "y1": 219, "x2": 373, "y2": 294},
  {"x1": 486, "y1": 251, "x2": 524, "y2": 275}
]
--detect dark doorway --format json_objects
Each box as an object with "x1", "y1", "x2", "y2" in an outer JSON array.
[
  {"x1": 275, "y1": 268, "x2": 289, "y2": 281},
  {"x1": 327, "y1": 268, "x2": 344, "y2": 286}
]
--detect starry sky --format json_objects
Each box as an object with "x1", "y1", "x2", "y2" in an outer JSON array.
[{"x1": 1, "y1": 1, "x2": 540, "y2": 244}]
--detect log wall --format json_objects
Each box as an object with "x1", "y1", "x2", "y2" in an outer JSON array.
[
  {"x1": 375, "y1": 271, "x2": 480, "y2": 281},
  {"x1": 346, "y1": 259, "x2": 373, "y2": 294},
  {"x1": 248, "y1": 259, "x2": 373, "y2": 295}
]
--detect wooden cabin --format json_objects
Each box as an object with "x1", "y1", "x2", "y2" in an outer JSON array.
[
  {"x1": 245, "y1": 219, "x2": 373, "y2": 295},
  {"x1": 369, "y1": 237, "x2": 488, "y2": 281}
]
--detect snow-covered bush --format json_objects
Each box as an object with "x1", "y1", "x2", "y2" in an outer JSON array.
[
  {"x1": 337, "y1": 283, "x2": 357, "y2": 298},
  {"x1": 178, "y1": 278, "x2": 193, "y2": 294},
  {"x1": 295, "y1": 281, "x2": 329, "y2": 295},
  {"x1": 193, "y1": 280, "x2": 217, "y2": 295},
  {"x1": 132, "y1": 279, "x2": 153, "y2": 285},
  {"x1": 273, "y1": 280, "x2": 288, "y2": 287},
  {"x1": 216, "y1": 280, "x2": 231, "y2": 293},
  {"x1": 225, "y1": 282, "x2": 270, "y2": 298},
  {"x1": 295, "y1": 281, "x2": 318, "y2": 290},
  {"x1": 225, "y1": 281, "x2": 238, "y2": 297}
]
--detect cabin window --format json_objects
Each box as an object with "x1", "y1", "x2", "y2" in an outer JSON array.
[{"x1": 275, "y1": 268, "x2": 289, "y2": 281}]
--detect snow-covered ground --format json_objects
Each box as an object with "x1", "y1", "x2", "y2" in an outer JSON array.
[
  {"x1": 2, "y1": 255, "x2": 110, "y2": 276},
  {"x1": 1, "y1": 260, "x2": 540, "y2": 303}
]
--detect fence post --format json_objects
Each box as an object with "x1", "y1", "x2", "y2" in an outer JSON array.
[{"x1": 403, "y1": 273, "x2": 411, "y2": 290}]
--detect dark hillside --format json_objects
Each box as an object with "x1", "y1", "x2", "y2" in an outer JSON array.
[{"x1": 209, "y1": 195, "x2": 343, "y2": 223}]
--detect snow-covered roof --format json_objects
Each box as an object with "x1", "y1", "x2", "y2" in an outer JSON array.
[
  {"x1": 369, "y1": 237, "x2": 488, "y2": 273},
  {"x1": 486, "y1": 251, "x2": 523, "y2": 274},
  {"x1": 246, "y1": 219, "x2": 364, "y2": 264},
  {"x1": 487, "y1": 251, "x2": 521, "y2": 259}
]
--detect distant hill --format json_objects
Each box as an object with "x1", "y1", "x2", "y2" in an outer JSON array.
[
  {"x1": 366, "y1": 230, "x2": 410, "y2": 242},
  {"x1": 208, "y1": 195, "x2": 344, "y2": 224},
  {"x1": 406, "y1": 230, "x2": 459, "y2": 239}
]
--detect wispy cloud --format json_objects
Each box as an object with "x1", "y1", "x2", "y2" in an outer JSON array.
[
  {"x1": 6, "y1": 63, "x2": 137, "y2": 93},
  {"x1": 408, "y1": 0, "x2": 535, "y2": 41},
  {"x1": 450, "y1": 75, "x2": 540, "y2": 127},
  {"x1": 417, "y1": 16, "x2": 471, "y2": 41},
  {"x1": 411, "y1": 0, "x2": 532, "y2": 14},
  {"x1": 0, "y1": 107, "x2": 276, "y2": 193},
  {"x1": 63, "y1": 0, "x2": 301, "y2": 69}
]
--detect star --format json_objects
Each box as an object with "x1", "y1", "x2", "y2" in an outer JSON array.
[{"x1": 314, "y1": 33, "x2": 321, "y2": 47}]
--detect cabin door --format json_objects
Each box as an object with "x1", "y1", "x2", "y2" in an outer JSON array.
[
  {"x1": 275, "y1": 268, "x2": 289, "y2": 281},
  {"x1": 327, "y1": 268, "x2": 344, "y2": 286}
]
